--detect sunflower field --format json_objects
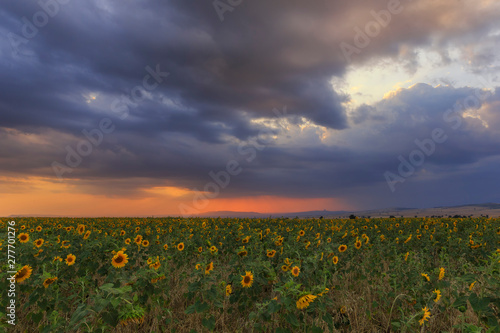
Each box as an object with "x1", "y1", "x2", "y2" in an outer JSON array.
[{"x1": 1, "y1": 217, "x2": 500, "y2": 332}]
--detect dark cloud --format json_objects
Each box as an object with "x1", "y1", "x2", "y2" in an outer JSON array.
[{"x1": 0, "y1": 0, "x2": 500, "y2": 210}]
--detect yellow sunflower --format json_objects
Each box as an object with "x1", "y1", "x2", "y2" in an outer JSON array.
[
  {"x1": 267, "y1": 250, "x2": 276, "y2": 258},
  {"x1": 205, "y1": 262, "x2": 214, "y2": 275},
  {"x1": 61, "y1": 240, "x2": 70, "y2": 249},
  {"x1": 338, "y1": 245, "x2": 347, "y2": 252},
  {"x1": 83, "y1": 230, "x2": 91, "y2": 240},
  {"x1": 134, "y1": 235, "x2": 143, "y2": 245},
  {"x1": 332, "y1": 256, "x2": 339, "y2": 265},
  {"x1": 18, "y1": 233, "x2": 29, "y2": 243},
  {"x1": 65, "y1": 254, "x2": 76, "y2": 266},
  {"x1": 355, "y1": 240, "x2": 362, "y2": 249},
  {"x1": 241, "y1": 271, "x2": 254, "y2": 288},
  {"x1": 296, "y1": 294, "x2": 317, "y2": 310},
  {"x1": 225, "y1": 284, "x2": 232, "y2": 296},
  {"x1": 419, "y1": 307, "x2": 431, "y2": 325},
  {"x1": 125, "y1": 238, "x2": 131, "y2": 245},
  {"x1": 281, "y1": 265, "x2": 289, "y2": 272},
  {"x1": 177, "y1": 242, "x2": 185, "y2": 251},
  {"x1": 142, "y1": 240, "x2": 150, "y2": 247},
  {"x1": 112, "y1": 251, "x2": 128, "y2": 268},
  {"x1": 36, "y1": 226, "x2": 42, "y2": 232},
  {"x1": 163, "y1": 244, "x2": 168, "y2": 250},
  {"x1": 43, "y1": 277, "x2": 58, "y2": 288},
  {"x1": 34, "y1": 238, "x2": 44, "y2": 248},
  {"x1": 291, "y1": 266, "x2": 300, "y2": 277},
  {"x1": 15, "y1": 265, "x2": 33, "y2": 283}
]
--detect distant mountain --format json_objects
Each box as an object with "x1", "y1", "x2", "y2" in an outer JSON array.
[{"x1": 4, "y1": 203, "x2": 500, "y2": 218}]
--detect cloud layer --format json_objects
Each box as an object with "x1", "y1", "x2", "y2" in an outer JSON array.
[{"x1": 1, "y1": 0, "x2": 500, "y2": 213}]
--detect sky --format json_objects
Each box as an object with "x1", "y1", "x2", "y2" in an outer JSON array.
[{"x1": 1, "y1": 0, "x2": 500, "y2": 216}]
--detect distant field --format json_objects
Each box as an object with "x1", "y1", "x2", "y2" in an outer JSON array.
[{"x1": 1, "y1": 217, "x2": 499, "y2": 332}]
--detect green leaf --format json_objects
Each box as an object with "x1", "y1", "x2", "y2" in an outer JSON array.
[
  {"x1": 268, "y1": 300, "x2": 281, "y2": 313},
  {"x1": 285, "y1": 313, "x2": 300, "y2": 327},
  {"x1": 202, "y1": 316, "x2": 216, "y2": 331}
]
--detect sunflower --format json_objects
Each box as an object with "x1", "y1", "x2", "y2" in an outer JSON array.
[
  {"x1": 163, "y1": 244, "x2": 168, "y2": 250},
  {"x1": 332, "y1": 256, "x2": 339, "y2": 265},
  {"x1": 195, "y1": 263, "x2": 202, "y2": 270},
  {"x1": 36, "y1": 226, "x2": 42, "y2": 232},
  {"x1": 77, "y1": 224, "x2": 85, "y2": 234},
  {"x1": 299, "y1": 230, "x2": 305, "y2": 236},
  {"x1": 142, "y1": 240, "x2": 150, "y2": 247},
  {"x1": 83, "y1": 230, "x2": 91, "y2": 240},
  {"x1": 469, "y1": 281, "x2": 476, "y2": 291},
  {"x1": 65, "y1": 254, "x2": 76, "y2": 266},
  {"x1": 404, "y1": 252, "x2": 409, "y2": 261},
  {"x1": 21, "y1": 225, "x2": 26, "y2": 230},
  {"x1": 241, "y1": 271, "x2": 254, "y2": 288},
  {"x1": 43, "y1": 277, "x2": 58, "y2": 288},
  {"x1": 198, "y1": 247, "x2": 203, "y2": 253},
  {"x1": 438, "y1": 267, "x2": 445, "y2": 280},
  {"x1": 433, "y1": 289, "x2": 441, "y2": 303},
  {"x1": 210, "y1": 245, "x2": 218, "y2": 253},
  {"x1": 338, "y1": 245, "x2": 347, "y2": 252},
  {"x1": 147, "y1": 258, "x2": 153, "y2": 264},
  {"x1": 177, "y1": 242, "x2": 185, "y2": 251},
  {"x1": 281, "y1": 265, "x2": 289, "y2": 272},
  {"x1": 355, "y1": 240, "x2": 362, "y2": 249},
  {"x1": 53, "y1": 256, "x2": 63, "y2": 262},
  {"x1": 267, "y1": 250, "x2": 276, "y2": 258},
  {"x1": 225, "y1": 284, "x2": 232, "y2": 296},
  {"x1": 124, "y1": 238, "x2": 131, "y2": 245},
  {"x1": 61, "y1": 240, "x2": 70, "y2": 249},
  {"x1": 296, "y1": 294, "x2": 317, "y2": 310},
  {"x1": 205, "y1": 262, "x2": 214, "y2": 275},
  {"x1": 242, "y1": 236, "x2": 250, "y2": 244},
  {"x1": 419, "y1": 307, "x2": 431, "y2": 325},
  {"x1": 112, "y1": 251, "x2": 128, "y2": 268},
  {"x1": 34, "y1": 238, "x2": 44, "y2": 248},
  {"x1": 14, "y1": 265, "x2": 33, "y2": 283},
  {"x1": 134, "y1": 235, "x2": 143, "y2": 245},
  {"x1": 238, "y1": 249, "x2": 248, "y2": 257},
  {"x1": 120, "y1": 230, "x2": 126, "y2": 236},
  {"x1": 421, "y1": 273, "x2": 430, "y2": 282},
  {"x1": 327, "y1": 237, "x2": 332, "y2": 243},
  {"x1": 18, "y1": 233, "x2": 29, "y2": 243},
  {"x1": 151, "y1": 261, "x2": 161, "y2": 270},
  {"x1": 291, "y1": 266, "x2": 300, "y2": 277}
]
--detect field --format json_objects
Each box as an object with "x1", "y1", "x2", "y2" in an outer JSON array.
[{"x1": 1, "y1": 217, "x2": 500, "y2": 332}]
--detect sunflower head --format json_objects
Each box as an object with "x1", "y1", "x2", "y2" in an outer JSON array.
[
  {"x1": 225, "y1": 284, "x2": 232, "y2": 296},
  {"x1": 241, "y1": 271, "x2": 254, "y2": 288},
  {"x1": 332, "y1": 256, "x2": 339, "y2": 265},
  {"x1": 142, "y1": 240, "x2": 149, "y2": 247},
  {"x1": 34, "y1": 238, "x2": 44, "y2": 248},
  {"x1": 65, "y1": 254, "x2": 76, "y2": 266},
  {"x1": 205, "y1": 262, "x2": 214, "y2": 275},
  {"x1": 36, "y1": 226, "x2": 42, "y2": 232},
  {"x1": 177, "y1": 242, "x2": 185, "y2": 251},
  {"x1": 163, "y1": 244, "x2": 168, "y2": 250},
  {"x1": 112, "y1": 251, "x2": 128, "y2": 268},
  {"x1": 43, "y1": 277, "x2": 58, "y2": 288},
  {"x1": 291, "y1": 266, "x2": 300, "y2": 277},
  {"x1": 134, "y1": 235, "x2": 143, "y2": 245},
  {"x1": 18, "y1": 233, "x2": 29, "y2": 243},
  {"x1": 338, "y1": 245, "x2": 347, "y2": 252},
  {"x1": 267, "y1": 250, "x2": 276, "y2": 258},
  {"x1": 355, "y1": 240, "x2": 362, "y2": 249},
  {"x1": 15, "y1": 265, "x2": 33, "y2": 283}
]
